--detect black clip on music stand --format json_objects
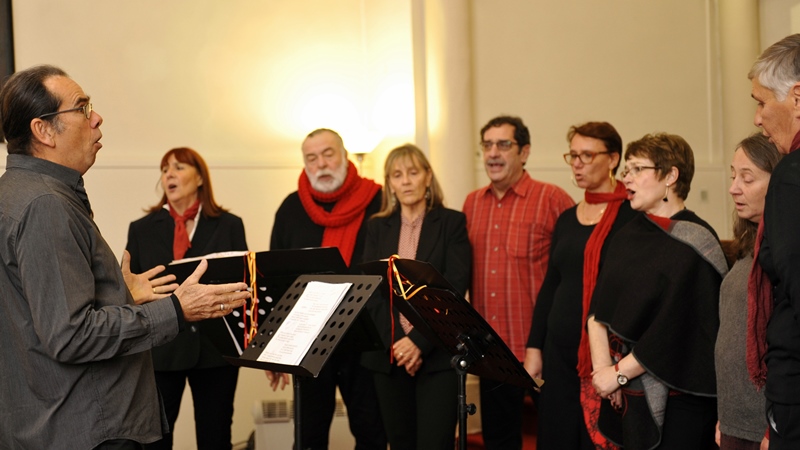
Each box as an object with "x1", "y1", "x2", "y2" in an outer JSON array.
[
  {"x1": 362, "y1": 258, "x2": 543, "y2": 450},
  {"x1": 226, "y1": 274, "x2": 381, "y2": 450}
]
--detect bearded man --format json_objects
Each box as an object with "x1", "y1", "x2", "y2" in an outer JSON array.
[{"x1": 269, "y1": 128, "x2": 386, "y2": 450}]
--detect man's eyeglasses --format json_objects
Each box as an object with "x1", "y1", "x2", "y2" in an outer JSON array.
[
  {"x1": 620, "y1": 165, "x2": 659, "y2": 178},
  {"x1": 479, "y1": 140, "x2": 518, "y2": 152},
  {"x1": 563, "y1": 151, "x2": 609, "y2": 165},
  {"x1": 38, "y1": 103, "x2": 93, "y2": 120}
]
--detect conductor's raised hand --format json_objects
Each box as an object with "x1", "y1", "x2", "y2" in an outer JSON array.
[
  {"x1": 174, "y1": 259, "x2": 250, "y2": 322},
  {"x1": 121, "y1": 250, "x2": 178, "y2": 305}
]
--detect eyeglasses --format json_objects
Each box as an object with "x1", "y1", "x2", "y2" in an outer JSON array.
[
  {"x1": 38, "y1": 103, "x2": 93, "y2": 120},
  {"x1": 479, "y1": 140, "x2": 518, "y2": 152},
  {"x1": 620, "y1": 165, "x2": 659, "y2": 178},
  {"x1": 563, "y1": 151, "x2": 609, "y2": 165}
]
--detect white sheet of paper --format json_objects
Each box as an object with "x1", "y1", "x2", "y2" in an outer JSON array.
[
  {"x1": 257, "y1": 281, "x2": 352, "y2": 366},
  {"x1": 168, "y1": 250, "x2": 249, "y2": 265}
]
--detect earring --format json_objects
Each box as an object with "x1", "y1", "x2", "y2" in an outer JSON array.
[
  {"x1": 425, "y1": 187, "x2": 431, "y2": 200},
  {"x1": 570, "y1": 175, "x2": 578, "y2": 187},
  {"x1": 390, "y1": 194, "x2": 397, "y2": 208},
  {"x1": 609, "y1": 169, "x2": 617, "y2": 188},
  {"x1": 663, "y1": 183, "x2": 670, "y2": 202}
]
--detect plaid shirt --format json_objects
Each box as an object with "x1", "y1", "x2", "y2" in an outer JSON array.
[{"x1": 463, "y1": 172, "x2": 574, "y2": 360}]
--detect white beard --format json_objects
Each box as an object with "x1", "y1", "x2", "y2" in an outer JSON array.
[{"x1": 306, "y1": 163, "x2": 348, "y2": 193}]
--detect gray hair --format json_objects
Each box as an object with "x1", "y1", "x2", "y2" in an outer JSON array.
[{"x1": 749, "y1": 33, "x2": 800, "y2": 101}]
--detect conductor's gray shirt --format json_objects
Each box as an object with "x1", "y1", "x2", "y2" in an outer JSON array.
[{"x1": 0, "y1": 154, "x2": 178, "y2": 449}]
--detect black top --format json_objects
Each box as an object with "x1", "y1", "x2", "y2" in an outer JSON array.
[
  {"x1": 527, "y1": 201, "x2": 638, "y2": 351},
  {"x1": 126, "y1": 209, "x2": 248, "y2": 370},
  {"x1": 760, "y1": 147, "x2": 800, "y2": 404}
]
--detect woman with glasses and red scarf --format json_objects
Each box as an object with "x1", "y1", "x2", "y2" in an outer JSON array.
[
  {"x1": 587, "y1": 133, "x2": 727, "y2": 449},
  {"x1": 524, "y1": 122, "x2": 636, "y2": 450}
]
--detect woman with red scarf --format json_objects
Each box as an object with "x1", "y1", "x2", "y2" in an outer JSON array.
[
  {"x1": 126, "y1": 147, "x2": 247, "y2": 450},
  {"x1": 524, "y1": 122, "x2": 635, "y2": 450},
  {"x1": 715, "y1": 133, "x2": 779, "y2": 450}
]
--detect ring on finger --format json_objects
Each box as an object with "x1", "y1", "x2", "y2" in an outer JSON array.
[{"x1": 220, "y1": 303, "x2": 225, "y2": 311}]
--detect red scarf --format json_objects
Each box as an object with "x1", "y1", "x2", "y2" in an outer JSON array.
[
  {"x1": 576, "y1": 182, "x2": 628, "y2": 377},
  {"x1": 169, "y1": 199, "x2": 201, "y2": 260},
  {"x1": 576, "y1": 182, "x2": 627, "y2": 450},
  {"x1": 744, "y1": 132, "x2": 800, "y2": 389},
  {"x1": 297, "y1": 161, "x2": 380, "y2": 266},
  {"x1": 746, "y1": 218, "x2": 773, "y2": 389}
]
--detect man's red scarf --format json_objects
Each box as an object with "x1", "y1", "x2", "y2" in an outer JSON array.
[{"x1": 297, "y1": 160, "x2": 380, "y2": 266}]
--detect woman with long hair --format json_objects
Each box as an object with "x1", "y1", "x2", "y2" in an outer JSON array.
[
  {"x1": 715, "y1": 133, "x2": 780, "y2": 450},
  {"x1": 361, "y1": 144, "x2": 471, "y2": 450}
]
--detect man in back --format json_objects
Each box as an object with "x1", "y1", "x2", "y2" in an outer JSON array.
[
  {"x1": 0, "y1": 65, "x2": 250, "y2": 449},
  {"x1": 269, "y1": 128, "x2": 386, "y2": 450},
  {"x1": 463, "y1": 115, "x2": 574, "y2": 449}
]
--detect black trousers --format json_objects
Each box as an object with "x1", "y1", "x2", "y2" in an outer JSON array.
[
  {"x1": 372, "y1": 367, "x2": 457, "y2": 450},
  {"x1": 297, "y1": 349, "x2": 386, "y2": 450},
  {"x1": 767, "y1": 400, "x2": 800, "y2": 450},
  {"x1": 656, "y1": 394, "x2": 717, "y2": 449},
  {"x1": 479, "y1": 377, "x2": 525, "y2": 450},
  {"x1": 145, "y1": 365, "x2": 240, "y2": 450}
]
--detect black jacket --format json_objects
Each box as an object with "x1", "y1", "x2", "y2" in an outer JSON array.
[{"x1": 126, "y1": 208, "x2": 248, "y2": 370}]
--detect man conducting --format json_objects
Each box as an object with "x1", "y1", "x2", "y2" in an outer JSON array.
[
  {"x1": 269, "y1": 128, "x2": 386, "y2": 450},
  {"x1": 0, "y1": 65, "x2": 251, "y2": 449}
]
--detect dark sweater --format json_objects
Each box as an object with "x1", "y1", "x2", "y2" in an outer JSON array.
[
  {"x1": 269, "y1": 190, "x2": 382, "y2": 270},
  {"x1": 760, "y1": 147, "x2": 800, "y2": 404}
]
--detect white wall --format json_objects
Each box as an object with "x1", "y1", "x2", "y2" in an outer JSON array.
[{"x1": 470, "y1": 0, "x2": 731, "y2": 236}]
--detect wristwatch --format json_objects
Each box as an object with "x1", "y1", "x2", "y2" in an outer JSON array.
[{"x1": 615, "y1": 363, "x2": 628, "y2": 386}]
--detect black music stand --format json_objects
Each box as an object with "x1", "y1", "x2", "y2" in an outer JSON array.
[
  {"x1": 226, "y1": 274, "x2": 381, "y2": 450},
  {"x1": 163, "y1": 247, "x2": 349, "y2": 357},
  {"x1": 361, "y1": 258, "x2": 544, "y2": 450}
]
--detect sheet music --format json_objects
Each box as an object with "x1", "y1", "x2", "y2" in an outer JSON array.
[
  {"x1": 168, "y1": 251, "x2": 249, "y2": 265},
  {"x1": 257, "y1": 281, "x2": 352, "y2": 366}
]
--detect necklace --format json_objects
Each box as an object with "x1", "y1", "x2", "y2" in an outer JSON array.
[{"x1": 581, "y1": 201, "x2": 607, "y2": 225}]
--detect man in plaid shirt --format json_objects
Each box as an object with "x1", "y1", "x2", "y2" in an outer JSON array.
[{"x1": 463, "y1": 115, "x2": 574, "y2": 449}]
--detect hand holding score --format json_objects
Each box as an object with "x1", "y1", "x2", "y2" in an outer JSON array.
[{"x1": 173, "y1": 259, "x2": 250, "y2": 321}]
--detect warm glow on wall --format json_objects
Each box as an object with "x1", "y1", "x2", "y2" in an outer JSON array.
[
  {"x1": 258, "y1": 30, "x2": 415, "y2": 150},
  {"x1": 229, "y1": 0, "x2": 417, "y2": 159}
]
